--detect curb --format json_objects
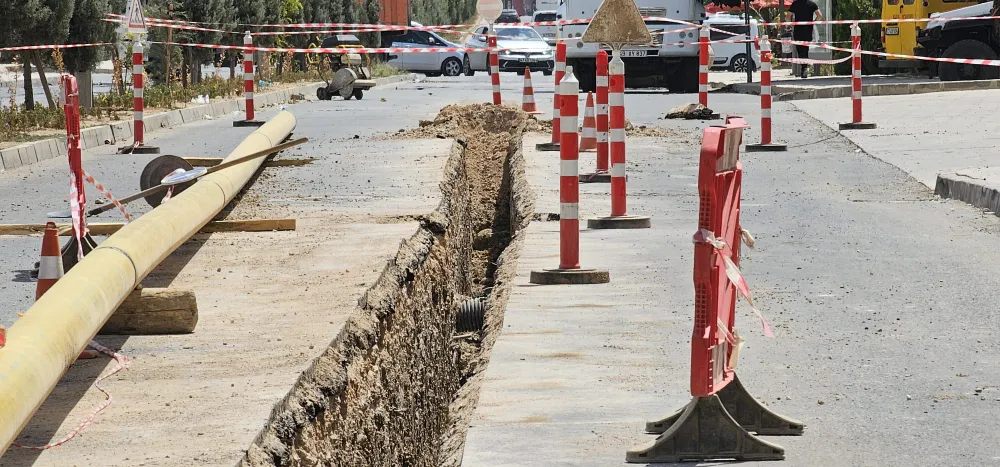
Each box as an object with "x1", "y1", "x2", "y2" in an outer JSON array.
[
  {"x1": 0, "y1": 73, "x2": 417, "y2": 173},
  {"x1": 725, "y1": 78, "x2": 1000, "y2": 101},
  {"x1": 935, "y1": 170, "x2": 1000, "y2": 215}
]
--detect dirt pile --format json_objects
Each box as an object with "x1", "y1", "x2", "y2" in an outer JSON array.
[{"x1": 238, "y1": 105, "x2": 534, "y2": 467}]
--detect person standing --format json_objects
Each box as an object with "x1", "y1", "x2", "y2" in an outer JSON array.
[{"x1": 789, "y1": 0, "x2": 823, "y2": 78}]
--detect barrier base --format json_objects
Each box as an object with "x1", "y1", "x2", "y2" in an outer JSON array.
[
  {"x1": 625, "y1": 395, "x2": 785, "y2": 463},
  {"x1": 587, "y1": 215, "x2": 651, "y2": 229},
  {"x1": 233, "y1": 119, "x2": 266, "y2": 128},
  {"x1": 529, "y1": 268, "x2": 610, "y2": 285},
  {"x1": 646, "y1": 374, "x2": 805, "y2": 436},
  {"x1": 838, "y1": 122, "x2": 877, "y2": 130},
  {"x1": 745, "y1": 143, "x2": 788, "y2": 152},
  {"x1": 536, "y1": 141, "x2": 560, "y2": 152},
  {"x1": 118, "y1": 145, "x2": 161, "y2": 155},
  {"x1": 579, "y1": 172, "x2": 611, "y2": 183},
  {"x1": 62, "y1": 233, "x2": 99, "y2": 272}
]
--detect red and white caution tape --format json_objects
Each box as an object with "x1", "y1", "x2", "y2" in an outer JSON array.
[
  {"x1": 759, "y1": 15, "x2": 1000, "y2": 27},
  {"x1": 775, "y1": 37, "x2": 1000, "y2": 67},
  {"x1": 11, "y1": 341, "x2": 128, "y2": 450},
  {"x1": 0, "y1": 43, "x2": 110, "y2": 52},
  {"x1": 82, "y1": 171, "x2": 133, "y2": 222},
  {"x1": 775, "y1": 53, "x2": 853, "y2": 65},
  {"x1": 693, "y1": 228, "x2": 774, "y2": 338},
  {"x1": 104, "y1": 17, "x2": 230, "y2": 34},
  {"x1": 151, "y1": 41, "x2": 505, "y2": 54}
]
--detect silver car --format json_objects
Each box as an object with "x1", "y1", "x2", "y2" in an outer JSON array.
[
  {"x1": 383, "y1": 27, "x2": 466, "y2": 77},
  {"x1": 464, "y1": 25, "x2": 554, "y2": 76}
]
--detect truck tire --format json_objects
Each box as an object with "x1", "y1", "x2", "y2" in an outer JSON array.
[
  {"x1": 666, "y1": 58, "x2": 699, "y2": 93},
  {"x1": 940, "y1": 39, "x2": 999, "y2": 81}
]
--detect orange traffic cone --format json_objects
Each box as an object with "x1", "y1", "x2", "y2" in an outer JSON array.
[
  {"x1": 521, "y1": 68, "x2": 543, "y2": 114},
  {"x1": 579, "y1": 92, "x2": 598, "y2": 152},
  {"x1": 36, "y1": 222, "x2": 64, "y2": 300}
]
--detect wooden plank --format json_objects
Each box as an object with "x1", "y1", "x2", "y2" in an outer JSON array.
[
  {"x1": 0, "y1": 219, "x2": 296, "y2": 236},
  {"x1": 183, "y1": 158, "x2": 314, "y2": 167}
]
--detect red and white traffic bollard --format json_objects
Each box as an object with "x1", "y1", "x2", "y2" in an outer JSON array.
[
  {"x1": 581, "y1": 50, "x2": 610, "y2": 183},
  {"x1": 587, "y1": 49, "x2": 650, "y2": 229},
  {"x1": 489, "y1": 27, "x2": 501, "y2": 105},
  {"x1": 121, "y1": 41, "x2": 159, "y2": 154},
  {"x1": 839, "y1": 23, "x2": 876, "y2": 130},
  {"x1": 537, "y1": 41, "x2": 566, "y2": 151},
  {"x1": 234, "y1": 31, "x2": 265, "y2": 127},
  {"x1": 699, "y1": 26, "x2": 709, "y2": 107},
  {"x1": 528, "y1": 66, "x2": 609, "y2": 285},
  {"x1": 746, "y1": 36, "x2": 787, "y2": 152}
]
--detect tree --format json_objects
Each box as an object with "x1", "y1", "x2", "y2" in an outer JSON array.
[
  {"x1": 64, "y1": 0, "x2": 118, "y2": 73},
  {"x1": 179, "y1": 0, "x2": 232, "y2": 83}
]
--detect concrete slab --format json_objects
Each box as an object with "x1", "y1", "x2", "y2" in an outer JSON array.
[
  {"x1": 0, "y1": 147, "x2": 20, "y2": 170},
  {"x1": 17, "y1": 144, "x2": 38, "y2": 166},
  {"x1": 109, "y1": 120, "x2": 132, "y2": 142},
  {"x1": 33, "y1": 140, "x2": 53, "y2": 162},
  {"x1": 729, "y1": 74, "x2": 999, "y2": 101}
]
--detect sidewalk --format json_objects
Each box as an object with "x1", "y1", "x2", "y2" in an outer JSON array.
[{"x1": 726, "y1": 71, "x2": 1000, "y2": 100}]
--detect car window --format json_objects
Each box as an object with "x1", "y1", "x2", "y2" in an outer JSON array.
[
  {"x1": 475, "y1": 26, "x2": 488, "y2": 35},
  {"x1": 709, "y1": 24, "x2": 749, "y2": 42},
  {"x1": 534, "y1": 13, "x2": 557, "y2": 21},
  {"x1": 409, "y1": 31, "x2": 433, "y2": 45},
  {"x1": 496, "y1": 27, "x2": 542, "y2": 40}
]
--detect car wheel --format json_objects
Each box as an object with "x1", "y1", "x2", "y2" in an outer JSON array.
[
  {"x1": 442, "y1": 57, "x2": 463, "y2": 77},
  {"x1": 316, "y1": 87, "x2": 327, "y2": 100},
  {"x1": 353, "y1": 88, "x2": 364, "y2": 100},
  {"x1": 464, "y1": 56, "x2": 476, "y2": 76},
  {"x1": 940, "y1": 39, "x2": 998, "y2": 81},
  {"x1": 729, "y1": 54, "x2": 755, "y2": 73}
]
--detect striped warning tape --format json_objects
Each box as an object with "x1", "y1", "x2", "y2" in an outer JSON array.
[
  {"x1": 149, "y1": 41, "x2": 507, "y2": 54},
  {"x1": 82, "y1": 171, "x2": 133, "y2": 222},
  {"x1": 774, "y1": 37, "x2": 1000, "y2": 67},
  {"x1": 0, "y1": 43, "x2": 111, "y2": 52},
  {"x1": 693, "y1": 228, "x2": 774, "y2": 338},
  {"x1": 11, "y1": 341, "x2": 128, "y2": 450}
]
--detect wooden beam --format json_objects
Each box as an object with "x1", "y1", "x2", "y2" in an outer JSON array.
[
  {"x1": 0, "y1": 219, "x2": 297, "y2": 236},
  {"x1": 183, "y1": 157, "x2": 314, "y2": 167},
  {"x1": 100, "y1": 288, "x2": 198, "y2": 335}
]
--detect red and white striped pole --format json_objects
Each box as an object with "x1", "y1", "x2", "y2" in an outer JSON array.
[
  {"x1": 559, "y1": 67, "x2": 580, "y2": 270},
  {"x1": 587, "y1": 49, "x2": 650, "y2": 229},
  {"x1": 699, "y1": 26, "x2": 709, "y2": 107},
  {"x1": 596, "y1": 50, "x2": 609, "y2": 173},
  {"x1": 121, "y1": 41, "x2": 159, "y2": 154},
  {"x1": 489, "y1": 24, "x2": 501, "y2": 105},
  {"x1": 838, "y1": 23, "x2": 876, "y2": 130},
  {"x1": 234, "y1": 31, "x2": 264, "y2": 127},
  {"x1": 746, "y1": 36, "x2": 787, "y2": 152},
  {"x1": 538, "y1": 41, "x2": 566, "y2": 151},
  {"x1": 529, "y1": 64, "x2": 610, "y2": 285}
]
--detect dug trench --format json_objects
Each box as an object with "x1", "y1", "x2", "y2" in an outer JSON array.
[{"x1": 239, "y1": 104, "x2": 535, "y2": 467}]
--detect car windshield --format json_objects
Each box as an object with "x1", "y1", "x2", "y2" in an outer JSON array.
[
  {"x1": 497, "y1": 28, "x2": 541, "y2": 40},
  {"x1": 535, "y1": 13, "x2": 557, "y2": 21}
]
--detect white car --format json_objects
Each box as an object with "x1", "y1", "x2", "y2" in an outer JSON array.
[
  {"x1": 464, "y1": 25, "x2": 554, "y2": 76},
  {"x1": 382, "y1": 28, "x2": 466, "y2": 77},
  {"x1": 703, "y1": 15, "x2": 761, "y2": 73},
  {"x1": 532, "y1": 10, "x2": 559, "y2": 45}
]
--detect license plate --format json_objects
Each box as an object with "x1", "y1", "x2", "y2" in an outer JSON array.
[
  {"x1": 517, "y1": 57, "x2": 537, "y2": 62},
  {"x1": 886, "y1": 27, "x2": 899, "y2": 35},
  {"x1": 621, "y1": 50, "x2": 648, "y2": 57}
]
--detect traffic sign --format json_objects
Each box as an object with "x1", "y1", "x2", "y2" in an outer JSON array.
[
  {"x1": 477, "y1": 0, "x2": 503, "y2": 22},
  {"x1": 582, "y1": 0, "x2": 652, "y2": 46},
  {"x1": 124, "y1": 0, "x2": 147, "y2": 34}
]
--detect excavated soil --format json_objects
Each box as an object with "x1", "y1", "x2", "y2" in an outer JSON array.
[
  {"x1": 238, "y1": 105, "x2": 534, "y2": 467},
  {"x1": 522, "y1": 114, "x2": 678, "y2": 138}
]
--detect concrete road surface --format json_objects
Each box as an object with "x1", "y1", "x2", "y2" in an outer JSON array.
[{"x1": 2, "y1": 71, "x2": 999, "y2": 465}]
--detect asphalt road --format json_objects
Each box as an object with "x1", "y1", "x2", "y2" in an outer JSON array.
[{"x1": 2, "y1": 71, "x2": 999, "y2": 464}]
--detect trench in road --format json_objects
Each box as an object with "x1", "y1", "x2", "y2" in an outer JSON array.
[{"x1": 237, "y1": 104, "x2": 535, "y2": 466}]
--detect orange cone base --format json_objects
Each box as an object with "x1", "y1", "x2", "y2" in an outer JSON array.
[
  {"x1": 579, "y1": 172, "x2": 611, "y2": 183},
  {"x1": 745, "y1": 143, "x2": 788, "y2": 152},
  {"x1": 529, "y1": 268, "x2": 610, "y2": 285},
  {"x1": 587, "y1": 215, "x2": 651, "y2": 229}
]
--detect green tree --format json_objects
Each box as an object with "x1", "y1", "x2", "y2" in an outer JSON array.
[
  {"x1": 832, "y1": 0, "x2": 881, "y2": 74},
  {"x1": 63, "y1": 0, "x2": 118, "y2": 73}
]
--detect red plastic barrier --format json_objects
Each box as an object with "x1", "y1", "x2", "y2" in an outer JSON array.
[{"x1": 690, "y1": 116, "x2": 749, "y2": 398}]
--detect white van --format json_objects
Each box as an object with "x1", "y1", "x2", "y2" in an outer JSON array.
[
  {"x1": 703, "y1": 14, "x2": 761, "y2": 73},
  {"x1": 531, "y1": 10, "x2": 559, "y2": 45}
]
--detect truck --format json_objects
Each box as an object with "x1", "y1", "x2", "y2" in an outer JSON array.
[
  {"x1": 915, "y1": 2, "x2": 998, "y2": 81},
  {"x1": 879, "y1": 0, "x2": 977, "y2": 72},
  {"x1": 556, "y1": 0, "x2": 706, "y2": 92}
]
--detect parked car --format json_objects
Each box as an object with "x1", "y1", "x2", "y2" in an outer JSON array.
[
  {"x1": 532, "y1": 10, "x2": 558, "y2": 45},
  {"x1": 497, "y1": 9, "x2": 521, "y2": 23},
  {"x1": 381, "y1": 27, "x2": 466, "y2": 77},
  {"x1": 464, "y1": 25, "x2": 554, "y2": 76},
  {"x1": 703, "y1": 14, "x2": 761, "y2": 73}
]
